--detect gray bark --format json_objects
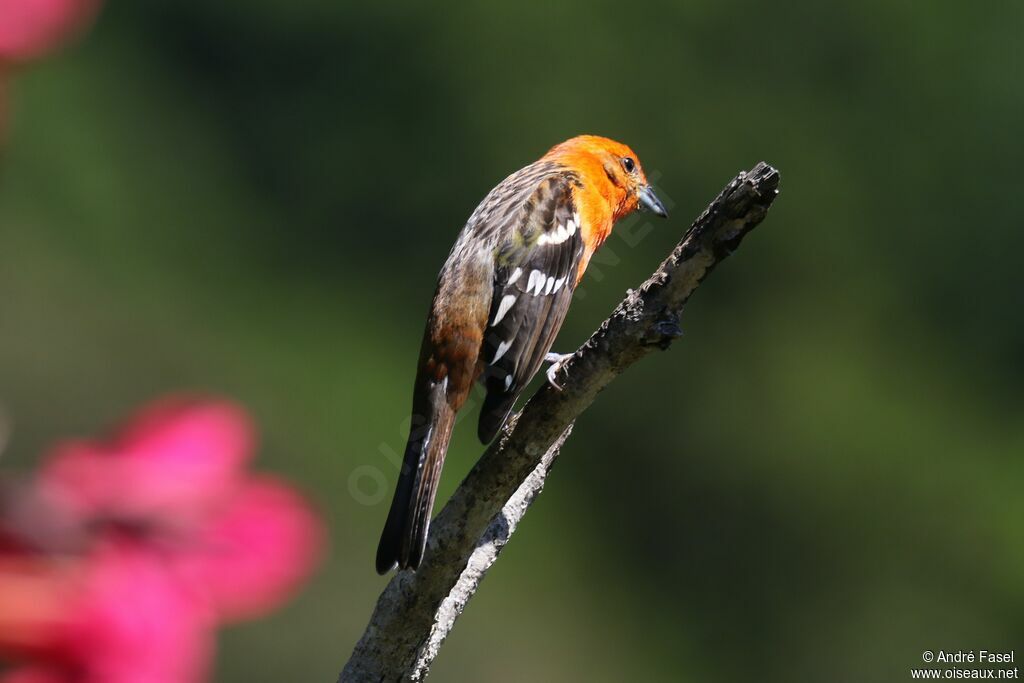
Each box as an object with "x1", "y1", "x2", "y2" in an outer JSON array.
[{"x1": 341, "y1": 162, "x2": 780, "y2": 682}]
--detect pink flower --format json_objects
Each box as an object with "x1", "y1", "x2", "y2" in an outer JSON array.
[
  {"x1": 39, "y1": 399, "x2": 256, "y2": 522},
  {"x1": 0, "y1": 0, "x2": 101, "y2": 63},
  {"x1": 0, "y1": 0, "x2": 103, "y2": 144},
  {"x1": 0, "y1": 397, "x2": 324, "y2": 683}
]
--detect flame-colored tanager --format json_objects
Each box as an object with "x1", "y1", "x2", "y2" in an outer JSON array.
[{"x1": 377, "y1": 135, "x2": 668, "y2": 573}]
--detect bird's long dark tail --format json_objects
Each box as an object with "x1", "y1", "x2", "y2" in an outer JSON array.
[
  {"x1": 478, "y1": 391, "x2": 516, "y2": 445},
  {"x1": 376, "y1": 378, "x2": 455, "y2": 574}
]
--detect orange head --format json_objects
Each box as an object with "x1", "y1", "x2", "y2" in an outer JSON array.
[{"x1": 543, "y1": 135, "x2": 668, "y2": 221}]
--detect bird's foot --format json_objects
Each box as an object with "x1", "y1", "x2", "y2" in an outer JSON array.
[{"x1": 544, "y1": 352, "x2": 574, "y2": 391}]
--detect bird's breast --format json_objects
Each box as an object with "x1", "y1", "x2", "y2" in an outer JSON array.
[{"x1": 573, "y1": 187, "x2": 615, "y2": 285}]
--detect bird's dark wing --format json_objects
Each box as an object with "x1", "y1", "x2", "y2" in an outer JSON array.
[{"x1": 477, "y1": 172, "x2": 584, "y2": 443}]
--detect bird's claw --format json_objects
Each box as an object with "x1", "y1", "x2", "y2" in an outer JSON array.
[{"x1": 544, "y1": 352, "x2": 574, "y2": 391}]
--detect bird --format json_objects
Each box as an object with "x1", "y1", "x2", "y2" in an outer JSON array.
[{"x1": 375, "y1": 135, "x2": 668, "y2": 574}]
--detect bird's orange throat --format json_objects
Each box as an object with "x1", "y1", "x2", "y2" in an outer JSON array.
[{"x1": 570, "y1": 181, "x2": 621, "y2": 286}]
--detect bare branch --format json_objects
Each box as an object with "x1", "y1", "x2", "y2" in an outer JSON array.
[{"x1": 341, "y1": 162, "x2": 781, "y2": 682}]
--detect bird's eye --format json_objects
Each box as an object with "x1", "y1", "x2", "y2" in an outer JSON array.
[{"x1": 621, "y1": 157, "x2": 636, "y2": 174}]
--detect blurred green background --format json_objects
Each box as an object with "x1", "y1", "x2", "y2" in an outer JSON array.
[{"x1": 2, "y1": 1, "x2": 1023, "y2": 680}]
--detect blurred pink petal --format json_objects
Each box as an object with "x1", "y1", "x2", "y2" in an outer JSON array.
[
  {"x1": 0, "y1": 0, "x2": 101, "y2": 63},
  {"x1": 0, "y1": 395, "x2": 323, "y2": 682},
  {"x1": 0, "y1": 545, "x2": 213, "y2": 683},
  {"x1": 175, "y1": 477, "x2": 324, "y2": 621},
  {"x1": 62, "y1": 539, "x2": 213, "y2": 683},
  {"x1": 0, "y1": 666, "x2": 67, "y2": 683},
  {"x1": 38, "y1": 398, "x2": 254, "y2": 520},
  {"x1": 0, "y1": 558, "x2": 78, "y2": 658}
]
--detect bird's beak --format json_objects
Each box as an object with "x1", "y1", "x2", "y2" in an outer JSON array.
[{"x1": 637, "y1": 185, "x2": 668, "y2": 218}]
